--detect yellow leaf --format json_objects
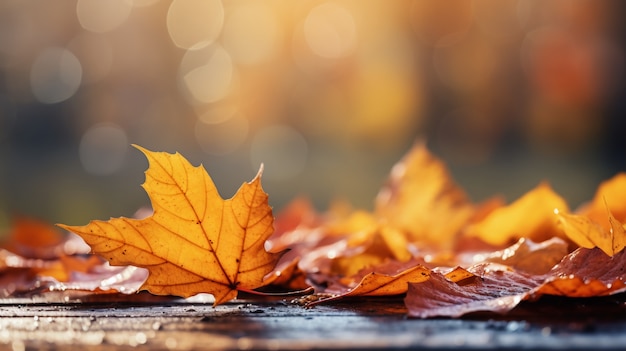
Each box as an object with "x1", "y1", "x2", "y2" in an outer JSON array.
[
  {"x1": 375, "y1": 141, "x2": 474, "y2": 249},
  {"x1": 578, "y1": 173, "x2": 626, "y2": 230},
  {"x1": 556, "y1": 208, "x2": 626, "y2": 257},
  {"x1": 58, "y1": 145, "x2": 282, "y2": 305},
  {"x1": 464, "y1": 182, "x2": 569, "y2": 246},
  {"x1": 379, "y1": 225, "x2": 411, "y2": 262},
  {"x1": 324, "y1": 211, "x2": 412, "y2": 277}
]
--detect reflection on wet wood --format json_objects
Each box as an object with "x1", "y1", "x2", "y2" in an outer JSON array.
[{"x1": 0, "y1": 293, "x2": 625, "y2": 350}]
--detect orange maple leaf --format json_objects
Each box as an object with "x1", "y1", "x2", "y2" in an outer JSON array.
[{"x1": 58, "y1": 145, "x2": 282, "y2": 305}]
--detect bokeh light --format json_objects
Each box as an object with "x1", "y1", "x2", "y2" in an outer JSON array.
[
  {"x1": 410, "y1": 0, "x2": 474, "y2": 46},
  {"x1": 76, "y1": 0, "x2": 133, "y2": 33},
  {"x1": 1, "y1": 0, "x2": 625, "y2": 227},
  {"x1": 127, "y1": 0, "x2": 160, "y2": 8},
  {"x1": 179, "y1": 44, "x2": 235, "y2": 104},
  {"x1": 30, "y1": 47, "x2": 82, "y2": 104},
  {"x1": 222, "y1": 3, "x2": 281, "y2": 66},
  {"x1": 167, "y1": 0, "x2": 224, "y2": 50},
  {"x1": 303, "y1": 3, "x2": 357, "y2": 59}
]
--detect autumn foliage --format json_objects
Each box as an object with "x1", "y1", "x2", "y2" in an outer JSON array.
[{"x1": 3, "y1": 142, "x2": 626, "y2": 318}]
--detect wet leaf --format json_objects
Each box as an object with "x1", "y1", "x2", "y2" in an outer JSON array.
[
  {"x1": 533, "y1": 247, "x2": 626, "y2": 297},
  {"x1": 308, "y1": 264, "x2": 431, "y2": 306},
  {"x1": 47, "y1": 264, "x2": 149, "y2": 295},
  {"x1": 405, "y1": 246, "x2": 626, "y2": 318},
  {"x1": 405, "y1": 263, "x2": 540, "y2": 318},
  {"x1": 476, "y1": 237, "x2": 569, "y2": 275},
  {"x1": 58, "y1": 145, "x2": 282, "y2": 305}
]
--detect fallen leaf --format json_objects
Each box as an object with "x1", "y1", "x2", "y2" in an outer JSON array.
[
  {"x1": 7, "y1": 140, "x2": 626, "y2": 318},
  {"x1": 0, "y1": 268, "x2": 39, "y2": 297},
  {"x1": 533, "y1": 247, "x2": 626, "y2": 297},
  {"x1": 58, "y1": 145, "x2": 282, "y2": 305},
  {"x1": 0, "y1": 248, "x2": 60, "y2": 273},
  {"x1": 263, "y1": 256, "x2": 309, "y2": 291},
  {"x1": 330, "y1": 231, "x2": 412, "y2": 278},
  {"x1": 0, "y1": 216, "x2": 139, "y2": 296},
  {"x1": 556, "y1": 207, "x2": 626, "y2": 257},
  {"x1": 405, "y1": 245, "x2": 626, "y2": 318},
  {"x1": 307, "y1": 264, "x2": 431, "y2": 306},
  {"x1": 464, "y1": 182, "x2": 569, "y2": 247},
  {"x1": 577, "y1": 173, "x2": 626, "y2": 227},
  {"x1": 3, "y1": 215, "x2": 66, "y2": 259},
  {"x1": 375, "y1": 141, "x2": 475, "y2": 249},
  {"x1": 473, "y1": 237, "x2": 570, "y2": 275},
  {"x1": 405, "y1": 263, "x2": 540, "y2": 318},
  {"x1": 46, "y1": 264, "x2": 149, "y2": 295},
  {"x1": 270, "y1": 197, "x2": 320, "y2": 240}
]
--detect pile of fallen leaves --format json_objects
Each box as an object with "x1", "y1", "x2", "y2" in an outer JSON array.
[{"x1": 3, "y1": 142, "x2": 626, "y2": 318}]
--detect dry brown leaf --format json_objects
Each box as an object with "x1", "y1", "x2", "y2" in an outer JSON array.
[
  {"x1": 405, "y1": 263, "x2": 540, "y2": 318},
  {"x1": 58, "y1": 145, "x2": 282, "y2": 305},
  {"x1": 533, "y1": 247, "x2": 626, "y2": 297},
  {"x1": 476, "y1": 237, "x2": 570, "y2": 275},
  {"x1": 464, "y1": 182, "x2": 569, "y2": 247},
  {"x1": 405, "y1": 244, "x2": 626, "y2": 318}
]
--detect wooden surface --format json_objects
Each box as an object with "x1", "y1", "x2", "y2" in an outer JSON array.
[{"x1": 1, "y1": 293, "x2": 626, "y2": 350}]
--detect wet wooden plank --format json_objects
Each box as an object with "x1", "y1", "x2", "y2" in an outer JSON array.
[{"x1": 1, "y1": 294, "x2": 626, "y2": 350}]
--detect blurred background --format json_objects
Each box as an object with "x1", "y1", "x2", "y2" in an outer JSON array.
[{"x1": 1, "y1": 0, "x2": 625, "y2": 231}]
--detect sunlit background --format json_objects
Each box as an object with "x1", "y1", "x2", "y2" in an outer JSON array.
[{"x1": 1, "y1": 0, "x2": 625, "y2": 230}]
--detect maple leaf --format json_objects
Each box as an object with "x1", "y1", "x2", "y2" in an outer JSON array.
[{"x1": 58, "y1": 145, "x2": 282, "y2": 305}]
